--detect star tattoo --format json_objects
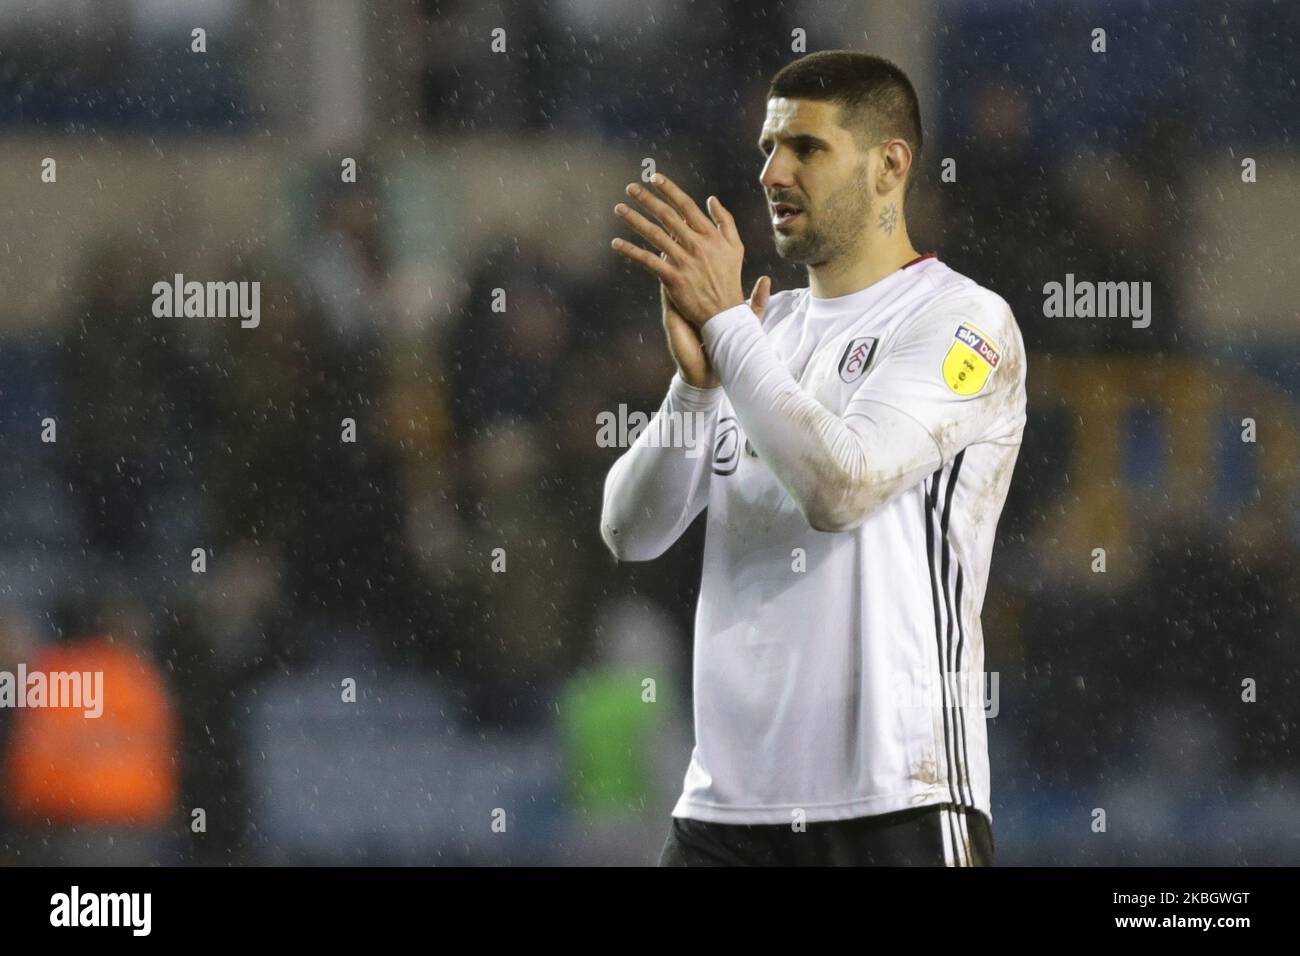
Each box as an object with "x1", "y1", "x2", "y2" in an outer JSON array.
[{"x1": 878, "y1": 203, "x2": 899, "y2": 235}]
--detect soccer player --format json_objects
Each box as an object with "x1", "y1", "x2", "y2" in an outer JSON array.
[{"x1": 602, "y1": 50, "x2": 1026, "y2": 866}]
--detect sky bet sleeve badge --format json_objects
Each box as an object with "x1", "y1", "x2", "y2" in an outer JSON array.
[{"x1": 942, "y1": 322, "x2": 1001, "y2": 395}]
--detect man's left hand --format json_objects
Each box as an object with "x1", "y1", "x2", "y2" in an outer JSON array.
[{"x1": 611, "y1": 173, "x2": 747, "y2": 330}]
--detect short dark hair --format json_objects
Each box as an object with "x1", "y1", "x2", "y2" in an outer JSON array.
[{"x1": 768, "y1": 51, "x2": 923, "y2": 189}]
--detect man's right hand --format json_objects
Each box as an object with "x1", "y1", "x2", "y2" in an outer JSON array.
[
  {"x1": 661, "y1": 279, "x2": 719, "y2": 388},
  {"x1": 662, "y1": 273, "x2": 771, "y2": 389}
]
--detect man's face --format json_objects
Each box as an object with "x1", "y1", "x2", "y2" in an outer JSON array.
[{"x1": 757, "y1": 97, "x2": 874, "y2": 267}]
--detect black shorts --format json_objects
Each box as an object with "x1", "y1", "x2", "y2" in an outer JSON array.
[{"x1": 658, "y1": 803, "x2": 993, "y2": 866}]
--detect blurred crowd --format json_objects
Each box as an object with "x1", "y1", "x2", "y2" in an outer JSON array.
[{"x1": 0, "y1": 0, "x2": 1297, "y2": 865}]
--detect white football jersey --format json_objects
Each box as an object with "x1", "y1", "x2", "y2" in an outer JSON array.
[{"x1": 601, "y1": 255, "x2": 1027, "y2": 844}]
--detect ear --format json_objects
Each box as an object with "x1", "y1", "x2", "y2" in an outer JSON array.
[{"x1": 879, "y1": 139, "x2": 914, "y2": 192}]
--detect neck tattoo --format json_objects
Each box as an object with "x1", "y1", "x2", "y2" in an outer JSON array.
[{"x1": 878, "y1": 204, "x2": 899, "y2": 236}]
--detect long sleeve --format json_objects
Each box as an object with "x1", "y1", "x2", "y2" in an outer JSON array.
[
  {"x1": 600, "y1": 373, "x2": 721, "y2": 561},
  {"x1": 700, "y1": 293, "x2": 1024, "y2": 534}
]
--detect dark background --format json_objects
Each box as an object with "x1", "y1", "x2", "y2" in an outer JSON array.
[{"x1": 0, "y1": 0, "x2": 1296, "y2": 864}]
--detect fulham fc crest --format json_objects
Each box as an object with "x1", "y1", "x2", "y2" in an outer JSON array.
[{"x1": 837, "y1": 336, "x2": 878, "y2": 383}]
